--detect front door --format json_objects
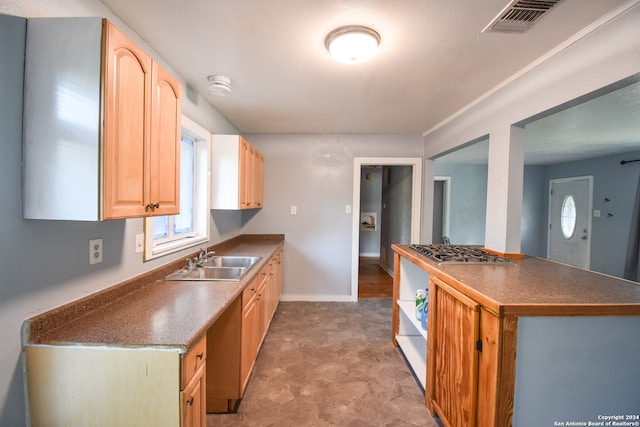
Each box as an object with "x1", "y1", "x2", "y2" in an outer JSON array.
[{"x1": 547, "y1": 176, "x2": 593, "y2": 269}]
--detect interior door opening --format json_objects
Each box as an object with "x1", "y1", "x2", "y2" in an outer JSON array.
[
  {"x1": 351, "y1": 157, "x2": 422, "y2": 301},
  {"x1": 433, "y1": 177, "x2": 451, "y2": 244}
]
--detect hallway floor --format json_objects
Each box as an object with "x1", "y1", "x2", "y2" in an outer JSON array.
[
  {"x1": 358, "y1": 256, "x2": 393, "y2": 299},
  {"x1": 207, "y1": 300, "x2": 440, "y2": 426}
]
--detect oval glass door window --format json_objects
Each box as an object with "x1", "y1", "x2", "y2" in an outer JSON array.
[{"x1": 560, "y1": 195, "x2": 577, "y2": 239}]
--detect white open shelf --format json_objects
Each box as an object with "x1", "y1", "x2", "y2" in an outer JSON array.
[
  {"x1": 397, "y1": 299, "x2": 427, "y2": 339},
  {"x1": 395, "y1": 334, "x2": 427, "y2": 389},
  {"x1": 395, "y1": 256, "x2": 430, "y2": 390}
]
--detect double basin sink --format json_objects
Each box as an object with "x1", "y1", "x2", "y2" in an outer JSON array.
[{"x1": 164, "y1": 255, "x2": 261, "y2": 281}]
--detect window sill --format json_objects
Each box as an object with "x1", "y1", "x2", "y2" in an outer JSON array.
[{"x1": 145, "y1": 234, "x2": 208, "y2": 261}]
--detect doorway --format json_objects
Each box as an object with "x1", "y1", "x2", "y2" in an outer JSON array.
[
  {"x1": 351, "y1": 157, "x2": 422, "y2": 301},
  {"x1": 547, "y1": 176, "x2": 593, "y2": 269},
  {"x1": 432, "y1": 177, "x2": 451, "y2": 244}
]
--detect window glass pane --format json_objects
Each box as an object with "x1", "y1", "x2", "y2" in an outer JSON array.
[
  {"x1": 560, "y1": 195, "x2": 576, "y2": 239},
  {"x1": 153, "y1": 215, "x2": 169, "y2": 239},
  {"x1": 174, "y1": 137, "x2": 195, "y2": 234}
]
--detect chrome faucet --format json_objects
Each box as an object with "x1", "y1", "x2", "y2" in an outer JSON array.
[{"x1": 193, "y1": 247, "x2": 214, "y2": 268}]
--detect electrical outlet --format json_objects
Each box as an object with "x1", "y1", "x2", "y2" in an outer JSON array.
[
  {"x1": 135, "y1": 233, "x2": 144, "y2": 254},
  {"x1": 89, "y1": 238, "x2": 103, "y2": 265},
  {"x1": 290, "y1": 205, "x2": 297, "y2": 215}
]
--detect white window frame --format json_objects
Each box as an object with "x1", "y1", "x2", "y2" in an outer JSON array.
[{"x1": 143, "y1": 115, "x2": 210, "y2": 260}]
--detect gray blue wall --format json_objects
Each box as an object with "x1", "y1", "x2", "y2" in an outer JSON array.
[
  {"x1": 540, "y1": 150, "x2": 640, "y2": 277},
  {"x1": 433, "y1": 163, "x2": 488, "y2": 245},
  {"x1": 521, "y1": 165, "x2": 547, "y2": 257},
  {"x1": 432, "y1": 150, "x2": 640, "y2": 281}
]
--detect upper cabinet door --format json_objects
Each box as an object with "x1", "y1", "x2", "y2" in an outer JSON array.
[
  {"x1": 149, "y1": 62, "x2": 181, "y2": 217},
  {"x1": 22, "y1": 18, "x2": 182, "y2": 221},
  {"x1": 102, "y1": 20, "x2": 153, "y2": 220}
]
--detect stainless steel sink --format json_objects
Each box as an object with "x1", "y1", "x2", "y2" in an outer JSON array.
[
  {"x1": 204, "y1": 256, "x2": 261, "y2": 268},
  {"x1": 164, "y1": 255, "x2": 261, "y2": 281}
]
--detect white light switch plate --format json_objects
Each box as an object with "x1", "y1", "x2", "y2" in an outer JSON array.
[
  {"x1": 135, "y1": 233, "x2": 144, "y2": 254},
  {"x1": 290, "y1": 205, "x2": 297, "y2": 215}
]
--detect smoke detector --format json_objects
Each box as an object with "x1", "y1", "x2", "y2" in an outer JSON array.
[
  {"x1": 207, "y1": 74, "x2": 232, "y2": 96},
  {"x1": 483, "y1": 0, "x2": 563, "y2": 33}
]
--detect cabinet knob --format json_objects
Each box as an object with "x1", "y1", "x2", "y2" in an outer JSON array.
[{"x1": 187, "y1": 397, "x2": 194, "y2": 406}]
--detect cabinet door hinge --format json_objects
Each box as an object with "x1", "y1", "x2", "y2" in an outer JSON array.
[{"x1": 476, "y1": 339, "x2": 483, "y2": 352}]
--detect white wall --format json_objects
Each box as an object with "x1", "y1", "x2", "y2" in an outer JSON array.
[
  {"x1": 243, "y1": 134, "x2": 424, "y2": 300},
  {"x1": 422, "y1": 4, "x2": 640, "y2": 253},
  {"x1": 0, "y1": 2, "x2": 239, "y2": 425}
]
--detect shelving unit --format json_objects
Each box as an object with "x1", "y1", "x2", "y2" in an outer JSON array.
[{"x1": 394, "y1": 256, "x2": 430, "y2": 389}]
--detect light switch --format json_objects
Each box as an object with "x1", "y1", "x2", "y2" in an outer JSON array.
[
  {"x1": 290, "y1": 205, "x2": 297, "y2": 215},
  {"x1": 135, "y1": 233, "x2": 144, "y2": 254},
  {"x1": 346, "y1": 204, "x2": 352, "y2": 214},
  {"x1": 593, "y1": 210, "x2": 601, "y2": 217}
]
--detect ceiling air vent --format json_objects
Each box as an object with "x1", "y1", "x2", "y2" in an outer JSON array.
[{"x1": 482, "y1": 0, "x2": 563, "y2": 33}]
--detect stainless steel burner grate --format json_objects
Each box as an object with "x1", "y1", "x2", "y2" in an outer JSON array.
[{"x1": 410, "y1": 244, "x2": 512, "y2": 265}]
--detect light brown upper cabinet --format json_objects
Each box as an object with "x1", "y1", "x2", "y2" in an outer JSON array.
[
  {"x1": 23, "y1": 18, "x2": 181, "y2": 220},
  {"x1": 211, "y1": 135, "x2": 264, "y2": 210}
]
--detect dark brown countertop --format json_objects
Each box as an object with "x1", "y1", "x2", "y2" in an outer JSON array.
[
  {"x1": 24, "y1": 234, "x2": 284, "y2": 352},
  {"x1": 392, "y1": 244, "x2": 640, "y2": 316}
]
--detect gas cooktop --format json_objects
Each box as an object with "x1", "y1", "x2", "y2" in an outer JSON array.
[{"x1": 410, "y1": 244, "x2": 512, "y2": 265}]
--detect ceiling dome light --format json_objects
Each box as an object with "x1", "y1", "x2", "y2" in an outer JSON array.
[
  {"x1": 325, "y1": 25, "x2": 380, "y2": 64},
  {"x1": 207, "y1": 74, "x2": 232, "y2": 96}
]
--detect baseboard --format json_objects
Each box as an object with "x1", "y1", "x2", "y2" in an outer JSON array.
[{"x1": 379, "y1": 262, "x2": 393, "y2": 276}]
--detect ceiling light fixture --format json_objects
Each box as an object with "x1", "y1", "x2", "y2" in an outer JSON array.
[
  {"x1": 207, "y1": 74, "x2": 232, "y2": 96},
  {"x1": 325, "y1": 25, "x2": 380, "y2": 64}
]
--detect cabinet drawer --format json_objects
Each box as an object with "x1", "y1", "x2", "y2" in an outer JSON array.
[
  {"x1": 242, "y1": 277, "x2": 259, "y2": 309},
  {"x1": 181, "y1": 335, "x2": 206, "y2": 389},
  {"x1": 258, "y1": 258, "x2": 275, "y2": 285}
]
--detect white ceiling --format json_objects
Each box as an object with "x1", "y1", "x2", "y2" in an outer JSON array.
[{"x1": 96, "y1": 0, "x2": 640, "y2": 163}]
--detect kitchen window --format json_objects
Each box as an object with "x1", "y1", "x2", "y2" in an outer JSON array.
[{"x1": 143, "y1": 115, "x2": 210, "y2": 260}]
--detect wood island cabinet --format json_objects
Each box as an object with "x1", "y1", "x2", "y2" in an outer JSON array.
[
  {"x1": 23, "y1": 17, "x2": 181, "y2": 220},
  {"x1": 392, "y1": 244, "x2": 640, "y2": 427},
  {"x1": 211, "y1": 135, "x2": 264, "y2": 210},
  {"x1": 427, "y1": 276, "x2": 481, "y2": 427},
  {"x1": 425, "y1": 274, "x2": 517, "y2": 427},
  {"x1": 392, "y1": 250, "x2": 514, "y2": 427}
]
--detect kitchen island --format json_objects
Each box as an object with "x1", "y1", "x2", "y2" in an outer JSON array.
[
  {"x1": 22, "y1": 234, "x2": 284, "y2": 427},
  {"x1": 391, "y1": 244, "x2": 640, "y2": 427}
]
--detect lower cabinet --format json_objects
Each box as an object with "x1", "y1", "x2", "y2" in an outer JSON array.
[
  {"x1": 240, "y1": 279, "x2": 259, "y2": 391},
  {"x1": 181, "y1": 336, "x2": 207, "y2": 427},
  {"x1": 207, "y1": 248, "x2": 283, "y2": 413},
  {"x1": 391, "y1": 252, "x2": 511, "y2": 427},
  {"x1": 24, "y1": 335, "x2": 207, "y2": 427},
  {"x1": 425, "y1": 275, "x2": 513, "y2": 427},
  {"x1": 427, "y1": 276, "x2": 480, "y2": 427}
]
